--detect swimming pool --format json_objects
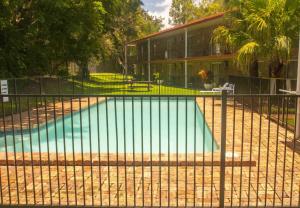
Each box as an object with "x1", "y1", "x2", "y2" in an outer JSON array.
[{"x1": 0, "y1": 98, "x2": 217, "y2": 154}]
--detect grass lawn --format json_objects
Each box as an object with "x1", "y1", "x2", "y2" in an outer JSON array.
[
  {"x1": 62, "y1": 73, "x2": 216, "y2": 96},
  {"x1": 287, "y1": 118, "x2": 295, "y2": 126},
  {"x1": 0, "y1": 73, "x2": 218, "y2": 117}
]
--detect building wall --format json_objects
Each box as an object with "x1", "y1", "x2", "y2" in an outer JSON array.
[{"x1": 132, "y1": 19, "x2": 298, "y2": 89}]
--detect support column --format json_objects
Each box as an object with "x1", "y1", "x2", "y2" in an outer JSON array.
[
  {"x1": 148, "y1": 39, "x2": 151, "y2": 82},
  {"x1": 296, "y1": 32, "x2": 300, "y2": 139},
  {"x1": 184, "y1": 28, "x2": 188, "y2": 88}
]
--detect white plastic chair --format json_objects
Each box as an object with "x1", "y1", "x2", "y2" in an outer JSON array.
[{"x1": 212, "y1": 83, "x2": 235, "y2": 94}]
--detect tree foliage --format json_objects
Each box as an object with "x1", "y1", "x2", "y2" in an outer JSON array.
[
  {"x1": 99, "y1": 0, "x2": 163, "y2": 73},
  {"x1": 213, "y1": 0, "x2": 300, "y2": 77},
  {"x1": 0, "y1": 0, "x2": 162, "y2": 78},
  {"x1": 169, "y1": 0, "x2": 225, "y2": 24}
]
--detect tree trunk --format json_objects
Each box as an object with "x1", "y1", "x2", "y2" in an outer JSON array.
[
  {"x1": 81, "y1": 63, "x2": 89, "y2": 80},
  {"x1": 268, "y1": 60, "x2": 284, "y2": 78},
  {"x1": 249, "y1": 59, "x2": 259, "y2": 77}
]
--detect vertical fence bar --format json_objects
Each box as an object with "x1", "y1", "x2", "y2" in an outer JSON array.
[
  {"x1": 281, "y1": 96, "x2": 289, "y2": 206},
  {"x1": 0, "y1": 102, "x2": 2, "y2": 204},
  {"x1": 27, "y1": 97, "x2": 36, "y2": 204},
  {"x1": 79, "y1": 97, "x2": 86, "y2": 206},
  {"x1": 10, "y1": 96, "x2": 19, "y2": 204},
  {"x1": 53, "y1": 97, "x2": 61, "y2": 205},
  {"x1": 131, "y1": 97, "x2": 136, "y2": 206},
  {"x1": 70, "y1": 97, "x2": 77, "y2": 206},
  {"x1": 35, "y1": 97, "x2": 44, "y2": 205},
  {"x1": 176, "y1": 97, "x2": 179, "y2": 207},
  {"x1": 105, "y1": 97, "x2": 111, "y2": 206},
  {"x1": 185, "y1": 97, "x2": 188, "y2": 207},
  {"x1": 247, "y1": 96, "x2": 254, "y2": 206},
  {"x1": 168, "y1": 97, "x2": 171, "y2": 207},
  {"x1": 150, "y1": 96, "x2": 153, "y2": 207},
  {"x1": 96, "y1": 97, "x2": 102, "y2": 206},
  {"x1": 290, "y1": 97, "x2": 298, "y2": 206},
  {"x1": 0, "y1": 152, "x2": 2, "y2": 205},
  {"x1": 141, "y1": 97, "x2": 145, "y2": 207},
  {"x1": 193, "y1": 97, "x2": 197, "y2": 207},
  {"x1": 272, "y1": 96, "x2": 281, "y2": 206},
  {"x1": 239, "y1": 96, "x2": 245, "y2": 207},
  {"x1": 211, "y1": 96, "x2": 215, "y2": 208},
  {"x1": 202, "y1": 97, "x2": 206, "y2": 207},
  {"x1": 230, "y1": 96, "x2": 236, "y2": 208},
  {"x1": 18, "y1": 96, "x2": 28, "y2": 205},
  {"x1": 114, "y1": 97, "x2": 119, "y2": 206},
  {"x1": 256, "y1": 96, "x2": 263, "y2": 206},
  {"x1": 219, "y1": 91, "x2": 227, "y2": 208},
  {"x1": 61, "y1": 97, "x2": 69, "y2": 205},
  {"x1": 87, "y1": 97, "x2": 94, "y2": 206},
  {"x1": 159, "y1": 96, "x2": 162, "y2": 206},
  {"x1": 1, "y1": 97, "x2": 11, "y2": 204},
  {"x1": 264, "y1": 96, "x2": 272, "y2": 206},
  {"x1": 44, "y1": 97, "x2": 53, "y2": 205},
  {"x1": 122, "y1": 97, "x2": 128, "y2": 207}
]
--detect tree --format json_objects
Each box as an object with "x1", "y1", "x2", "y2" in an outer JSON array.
[
  {"x1": 195, "y1": 0, "x2": 226, "y2": 17},
  {"x1": 213, "y1": 0, "x2": 300, "y2": 77},
  {"x1": 169, "y1": 0, "x2": 198, "y2": 24},
  {"x1": 99, "y1": 0, "x2": 163, "y2": 73},
  {"x1": 169, "y1": 0, "x2": 225, "y2": 25},
  {"x1": 0, "y1": 0, "x2": 162, "y2": 78}
]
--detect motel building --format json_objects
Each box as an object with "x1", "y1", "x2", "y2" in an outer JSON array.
[{"x1": 125, "y1": 13, "x2": 299, "y2": 94}]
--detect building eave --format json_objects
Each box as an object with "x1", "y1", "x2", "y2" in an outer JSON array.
[{"x1": 127, "y1": 12, "x2": 225, "y2": 45}]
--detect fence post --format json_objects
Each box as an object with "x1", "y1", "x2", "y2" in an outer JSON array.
[{"x1": 219, "y1": 90, "x2": 227, "y2": 208}]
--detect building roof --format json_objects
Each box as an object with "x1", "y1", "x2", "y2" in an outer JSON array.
[{"x1": 128, "y1": 12, "x2": 225, "y2": 44}]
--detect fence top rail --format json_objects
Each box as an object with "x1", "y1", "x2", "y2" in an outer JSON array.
[
  {"x1": 0, "y1": 73, "x2": 128, "y2": 80},
  {"x1": 0, "y1": 94, "x2": 221, "y2": 98},
  {"x1": 0, "y1": 93, "x2": 299, "y2": 98},
  {"x1": 229, "y1": 75, "x2": 297, "y2": 81}
]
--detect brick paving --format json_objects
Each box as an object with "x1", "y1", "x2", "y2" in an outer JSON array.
[{"x1": 0, "y1": 96, "x2": 299, "y2": 207}]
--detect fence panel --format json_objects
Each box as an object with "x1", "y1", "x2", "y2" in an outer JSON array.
[{"x1": 0, "y1": 94, "x2": 299, "y2": 207}]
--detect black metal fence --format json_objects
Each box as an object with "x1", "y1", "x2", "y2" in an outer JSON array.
[
  {"x1": 0, "y1": 93, "x2": 299, "y2": 207},
  {"x1": 3, "y1": 74, "x2": 201, "y2": 96},
  {"x1": 229, "y1": 75, "x2": 297, "y2": 94}
]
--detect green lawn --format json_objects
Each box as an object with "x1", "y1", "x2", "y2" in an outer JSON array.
[
  {"x1": 54, "y1": 73, "x2": 216, "y2": 96},
  {"x1": 0, "y1": 73, "x2": 218, "y2": 117}
]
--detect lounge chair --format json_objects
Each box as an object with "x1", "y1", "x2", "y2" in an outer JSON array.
[{"x1": 212, "y1": 83, "x2": 235, "y2": 94}]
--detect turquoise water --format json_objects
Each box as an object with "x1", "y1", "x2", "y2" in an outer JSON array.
[{"x1": 0, "y1": 98, "x2": 217, "y2": 153}]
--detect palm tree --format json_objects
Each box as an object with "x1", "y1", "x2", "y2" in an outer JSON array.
[{"x1": 212, "y1": 0, "x2": 300, "y2": 77}]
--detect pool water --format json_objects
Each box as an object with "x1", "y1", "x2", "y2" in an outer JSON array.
[{"x1": 0, "y1": 98, "x2": 218, "y2": 154}]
